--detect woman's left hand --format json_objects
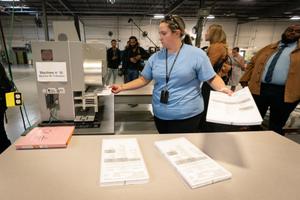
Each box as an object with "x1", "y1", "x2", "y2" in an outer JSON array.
[{"x1": 218, "y1": 87, "x2": 233, "y2": 96}]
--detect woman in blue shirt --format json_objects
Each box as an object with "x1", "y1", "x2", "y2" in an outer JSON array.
[{"x1": 111, "y1": 15, "x2": 232, "y2": 133}]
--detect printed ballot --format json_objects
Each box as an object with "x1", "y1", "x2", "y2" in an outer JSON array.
[
  {"x1": 206, "y1": 87, "x2": 263, "y2": 125},
  {"x1": 100, "y1": 138, "x2": 149, "y2": 186},
  {"x1": 155, "y1": 137, "x2": 232, "y2": 189}
]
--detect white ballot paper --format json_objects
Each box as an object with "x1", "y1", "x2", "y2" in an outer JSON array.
[
  {"x1": 100, "y1": 138, "x2": 149, "y2": 186},
  {"x1": 206, "y1": 87, "x2": 263, "y2": 125},
  {"x1": 96, "y1": 87, "x2": 112, "y2": 96},
  {"x1": 155, "y1": 137, "x2": 232, "y2": 189}
]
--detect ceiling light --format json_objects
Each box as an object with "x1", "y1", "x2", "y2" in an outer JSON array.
[
  {"x1": 290, "y1": 16, "x2": 300, "y2": 20},
  {"x1": 0, "y1": 0, "x2": 20, "y2": 1},
  {"x1": 153, "y1": 14, "x2": 164, "y2": 19},
  {"x1": 207, "y1": 15, "x2": 215, "y2": 19},
  {"x1": 108, "y1": 0, "x2": 115, "y2": 4},
  {"x1": 7, "y1": 6, "x2": 30, "y2": 9}
]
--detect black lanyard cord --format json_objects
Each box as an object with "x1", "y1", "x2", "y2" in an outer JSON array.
[{"x1": 165, "y1": 43, "x2": 183, "y2": 87}]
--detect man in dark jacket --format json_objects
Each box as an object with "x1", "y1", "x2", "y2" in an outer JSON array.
[
  {"x1": 122, "y1": 36, "x2": 149, "y2": 83},
  {"x1": 0, "y1": 62, "x2": 12, "y2": 153},
  {"x1": 105, "y1": 39, "x2": 121, "y2": 85}
]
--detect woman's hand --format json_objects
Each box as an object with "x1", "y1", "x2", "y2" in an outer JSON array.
[
  {"x1": 207, "y1": 75, "x2": 233, "y2": 95},
  {"x1": 110, "y1": 76, "x2": 151, "y2": 94},
  {"x1": 111, "y1": 84, "x2": 123, "y2": 94},
  {"x1": 218, "y1": 87, "x2": 233, "y2": 96}
]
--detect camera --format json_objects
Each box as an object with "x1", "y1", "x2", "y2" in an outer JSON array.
[{"x1": 160, "y1": 90, "x2": 169, "y2": 104}]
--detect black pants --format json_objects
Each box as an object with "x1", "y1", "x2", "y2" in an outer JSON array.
[
  {"x1": 253, "y1": 83, "x2": 299, "y2": 135},
  {"x1": 198, "y1": 82, "x2": 212, "y2": 131},
  {"x1": 154, "y1": 113, "x2": 202, "y2": 134},
  {"x1": 199, "y1": 82, "x2": 232, "y2": 132},
  {"x1": 0, "y1": 107, "x2": 11, "y2": 154}
]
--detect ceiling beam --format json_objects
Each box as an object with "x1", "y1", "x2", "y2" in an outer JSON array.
[
  {"x1": 254, "y1": 2, "x2": 300, "y2": 18},
  {"x1": 166, "y1": 0, "x2": 187, "y2": 14},
  {"x1": 46, "y1": 1, "x2": 63, "y2": 16},
  {"x1": 57, "y1": 0, "x2": 76, "y2": 16},
  {"x1": 84, "y1": 0, "x2": 91, "y2": 9},
  {"x1": 237, "y1": 1, "x2": 300, "y2": 24}
]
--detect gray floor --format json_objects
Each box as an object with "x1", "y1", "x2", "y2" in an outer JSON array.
[{"x1": 3, "y1": 65, "x2": 300, "y2": 145}]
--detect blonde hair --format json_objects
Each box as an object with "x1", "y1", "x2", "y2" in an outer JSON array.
[
  {"x1": 207, "y1": 24, "x2": 227, "y2": 44},
  {"x1": 160, "y1": 15, "x2": 185, "y2": 37}
]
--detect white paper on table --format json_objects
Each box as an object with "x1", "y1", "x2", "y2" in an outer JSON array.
[
  {"x1": 97, "y1": 87, "x2": 112, "y2": 96},
  {"x1": 206, "y1": 87, "x2": 263, "y2": 125},
  {"x1": 100, "y1": 138, "x2": 149, "y2": 186},
  {"x1": 155, "y1": 137, "x2": 232, "y2": 189}
]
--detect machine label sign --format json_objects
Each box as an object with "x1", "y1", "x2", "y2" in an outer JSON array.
[{"x1": 36, "y1": 62, "x2": 67, "y2": 82}]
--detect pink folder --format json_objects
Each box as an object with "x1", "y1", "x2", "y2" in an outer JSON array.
[{"x1": 15, "y1": 126, "x2": 75, "y2": 149}]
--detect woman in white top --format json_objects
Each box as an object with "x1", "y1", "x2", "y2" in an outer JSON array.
[{"x1": 229, "y1": 47, "x2": 245, "y2": 91}]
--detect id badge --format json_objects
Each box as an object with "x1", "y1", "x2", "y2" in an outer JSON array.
[{"x1": 160, "y1": 90, "x2": 169, "y2": 104}]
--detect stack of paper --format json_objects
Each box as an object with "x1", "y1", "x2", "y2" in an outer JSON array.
[
  {"x1": 206, "y1": 87, "x2": 263, "y2": 125},
  {"x1": 100, "y1": 138, "x2": 149, "y2": 186},
  {"x1": 155, "y1": 137, "x2": 232, "y2": 189},
  {"x1": 15, "y1": 126, "x2": 75, "y2": 149}
]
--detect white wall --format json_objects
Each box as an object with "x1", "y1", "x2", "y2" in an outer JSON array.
[{"x1": 1, "y1": 15, "x2": 298, "y2": 55}]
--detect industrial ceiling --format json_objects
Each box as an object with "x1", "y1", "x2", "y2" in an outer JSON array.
[{"x1": 1, "y1": 0, "x2": 300, "y2": 23}]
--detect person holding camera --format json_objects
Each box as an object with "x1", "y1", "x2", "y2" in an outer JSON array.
[
  {"x1": 122, "y1": 36, "x2": 148, "y2": 83},
  {"x1": 111, "y1": 15, "x2": 232, "y2": 133}
]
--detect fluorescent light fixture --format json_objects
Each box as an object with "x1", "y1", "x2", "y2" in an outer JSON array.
[
  {"x1": 8, "y1": 6, "x2": 30, "y2": 9},
  {"x1": 290, "y1": 16, "x2": 300, "y2": 20},
  {"x1": 207, "y1": 15, "x2": 215, "y2": 19},
  {"x1": 153, "y1": 14, "x2": 164, "y2": 19},
  {"x1": 0, "y1": 0, "x2": 20, "y2": 1}
]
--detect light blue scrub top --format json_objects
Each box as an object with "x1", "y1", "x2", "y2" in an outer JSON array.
[{"x1": 141, "y1": 44, "x2": 216, "y2": 120}]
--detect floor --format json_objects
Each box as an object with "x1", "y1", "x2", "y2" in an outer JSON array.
[{"x1": 3, "y1": 65, "x2": 300, "y2": 147}]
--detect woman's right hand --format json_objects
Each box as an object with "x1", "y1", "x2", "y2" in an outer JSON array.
[{"x1": 111, "y1": 84, "x2": 123, "y2": 94}]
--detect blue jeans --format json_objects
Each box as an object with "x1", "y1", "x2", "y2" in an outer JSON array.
[
  {"x1": 125, "y1": 68, "x2": 139, "y2": 83},
  {"x1": 105, "y1": 68, "x2": 118, "y2": 85}
]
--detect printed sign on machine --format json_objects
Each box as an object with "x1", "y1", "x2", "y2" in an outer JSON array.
[{"x1": 36, "y1": 62, "x2": 67, "y2": 82}]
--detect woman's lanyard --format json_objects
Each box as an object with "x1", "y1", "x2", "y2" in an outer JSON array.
[{"x1": 165, "y1": 43, "x2": 183, "y2": 89}]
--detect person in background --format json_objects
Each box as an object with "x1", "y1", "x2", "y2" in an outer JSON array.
[
  {"x1": 105, "y1": 39, "x2": 121, "y2": 86},
  {"x1": 182, "y1": 33, "x2": 193, "y2": 45},
  {"x1": 0, "y1": 62, "x2": 12, "y2": 154},
  {"x1": 229, "y1": 47, "x2": 245, "y2": 91},
  {"x1": 199, "y1": 24, "x2": 231, "y2": 132},
  {"x1": 111, "y1": 15, "x2": 232, "y2": 134},
  {"x1": 121, "y1": 36, "x2": 148, "y2": 83},
  {"x1": 240, "y1": 24, "x2": 300, "y2": 135}
]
